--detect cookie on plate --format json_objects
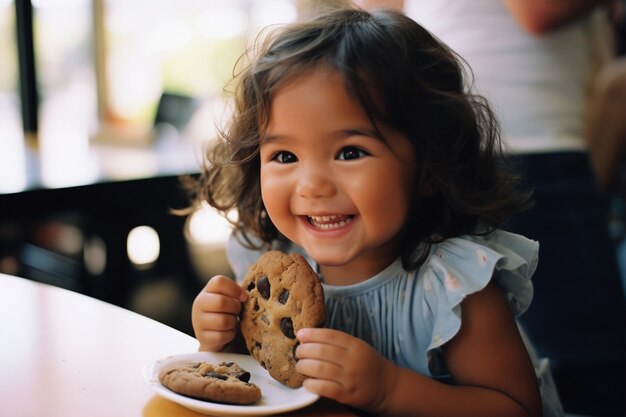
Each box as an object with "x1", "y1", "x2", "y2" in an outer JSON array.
[
  {"x1": 158, "y1": 361, "x2": 262, "y2": 405},
  {"x1": 240, "y1": 251, "x2": 326, "y2": 388}
]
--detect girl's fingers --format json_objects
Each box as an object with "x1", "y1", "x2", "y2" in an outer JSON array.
[
  {"x1": 296, "y1": 342, "x2": 347, "y2": 366},
  {"x1": 296, "y1": 358, "x2": 343, "y2": 381},
  {"x1": 192, "y1": 275, "x2": 247, "y2": 352},
  {"x1": 302, "y1": 377, "x2": 344, "y2": 400},
  {"x1": 194, "y1": 292, "x2": 243, "y2": 315},
  {"x1": 197, "y1": 328, "x2": 237, "y2": 348},
  {"x1": 204, "y1": 275, "x2": 248, "y2": 302},
  {"x1": 198, "y1": 312, "x2": 239, "y2": 331},
  {"x1": 297, "y1": 328, "x2": 351, "y2": 349}
]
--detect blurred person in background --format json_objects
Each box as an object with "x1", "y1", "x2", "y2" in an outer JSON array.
[
  {"x1": 359, "y1": 0, "x2": 625, "y2": 415},
  {"x1": 585, "y1": 1, "x2": 626, "y2": 298}
]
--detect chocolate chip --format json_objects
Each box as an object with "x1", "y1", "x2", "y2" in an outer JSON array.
[
  {"x1": 224, "y1": 362, "x2": 234, "y2": 367},
  {"x1": 257, "y1": 276, "x2": 270, "y2": 299},
  {"x1": 252, "y1": 299, "x2": 259, "y2": 312},
  {"x1": 281, "y1": 317, "x2": 295, "y2": 339},
  {"x1": 237, "y1": 371, "x2": 251, "y2": 383},
  {"x1": 206, "y1": 372, "x2": 228, "y2": 381},
  {"x1": 247, "y1": 281, "x2": 255, "y2": 291},
  {"x1": 278, "y1": 289, "x2": 289, "y2": 304}
]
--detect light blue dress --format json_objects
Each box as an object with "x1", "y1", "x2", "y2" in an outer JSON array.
[{"x1": 227, "y1": 229, "x2": 563, "y2": 416}]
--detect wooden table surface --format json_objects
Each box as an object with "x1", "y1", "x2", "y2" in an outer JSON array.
[{"x1": 0, "y1": 274, "x2": 358, "y2": 417}]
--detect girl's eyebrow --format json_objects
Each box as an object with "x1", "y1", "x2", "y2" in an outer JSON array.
[
  {"x1": 261, "y1": 127, "x2": 383, "y2": 145},
  {"x1": 343, "y1": 127, "x2": 383, "y2": 140},
  {"x1": 259, "y1": 134, "x2": 284, "y2": 145}
]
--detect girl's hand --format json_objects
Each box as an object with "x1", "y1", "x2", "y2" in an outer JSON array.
[
  {"x1": 191, "y1": 275, "x2": 248, "y2": 352},
  {"x1": 295, "y1": 328, "x2": 398, "y2": 412}
]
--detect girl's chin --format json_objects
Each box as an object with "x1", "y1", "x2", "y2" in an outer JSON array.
[{"x1": 306, "y1": 250, "x2": 353, "y2": 268}]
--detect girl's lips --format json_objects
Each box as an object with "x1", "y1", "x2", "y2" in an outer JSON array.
[{"x1": 306, "y1": 214, "x2": 354, "y2": 230}]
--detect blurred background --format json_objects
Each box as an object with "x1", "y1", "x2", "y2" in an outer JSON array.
[{"x1": 0, "y1": 0, "x2": 299, "y2": 335}]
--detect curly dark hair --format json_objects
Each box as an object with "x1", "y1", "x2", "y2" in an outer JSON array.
[{"x1": 195, "y1": 6, "x2": 532, "y2": 269}]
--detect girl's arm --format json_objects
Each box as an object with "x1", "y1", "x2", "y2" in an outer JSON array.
[
  {"x1": 296, "y1": 280, "x2": 542, "y2": 416},
  {"x1": 379, "y1": 280, "x2": 542, "y2": 416},
  {"x1": 504, "y1": 0, "x2": 613, "y2": 33}
]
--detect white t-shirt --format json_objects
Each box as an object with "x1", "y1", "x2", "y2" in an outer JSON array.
[{"x1": 404, "y1": 0, "x2": 610, "y2": 153}]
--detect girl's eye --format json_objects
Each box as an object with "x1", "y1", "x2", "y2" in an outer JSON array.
[
  {"x1": 271, "y1": 151, "x2": 298, "y2": 164},
  {"x1": 337, "y1": 146, "x2": 369, "y2": 161}
]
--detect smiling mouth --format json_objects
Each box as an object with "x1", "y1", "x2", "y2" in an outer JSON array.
[{"x1": 307, "y1": 215, "x2": 354, "y2": 230}]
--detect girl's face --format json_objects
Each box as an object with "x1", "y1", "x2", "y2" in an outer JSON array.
[{"x1": 259, "y1": 68, "x2": 417, "y2": 283}]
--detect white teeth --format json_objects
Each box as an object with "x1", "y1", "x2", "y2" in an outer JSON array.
[
  {"x1": 307, "y1": 215, "x2": 353, "y2": 230},
  {"x1": 309, "y1": 215, "x2": 340, "y2": 222}
]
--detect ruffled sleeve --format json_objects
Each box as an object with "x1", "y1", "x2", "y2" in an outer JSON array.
[{"x1": 421, "y1": 230, "x2": 538, "y2": 353}]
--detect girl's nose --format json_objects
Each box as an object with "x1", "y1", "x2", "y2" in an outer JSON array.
[{"x1": 295, "y1": 165, "x2": 336, "y2": 199}]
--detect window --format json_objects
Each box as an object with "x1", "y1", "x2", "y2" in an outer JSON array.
[
  {"x1": 98, "y1": 0, "x2": 297, "y2": 143},
  {"x1": 3, "y1": 0, "x2": 298, "y2": 190},
  {"x1": 0, "y1": 0, "x2": 26, "y2": 192},
  {"x1": 0, "y1": 1, "x2": 19, "y2": 130},
  {"x1": 34, "y1": 0, "x2": 99, "y2": 187}
]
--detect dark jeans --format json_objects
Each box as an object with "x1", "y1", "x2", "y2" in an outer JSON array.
[{"x1": 505, "y1": 152, "x2": 626, "y2": 416}]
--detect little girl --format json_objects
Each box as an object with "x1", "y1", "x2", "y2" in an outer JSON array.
[{"x1": 192, "y1": 6, "x2": 559, "y2": 416}]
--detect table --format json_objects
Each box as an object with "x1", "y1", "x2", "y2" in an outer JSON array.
[{"x1": 0, "y1": 275, "x2": 359, "y2": 417}]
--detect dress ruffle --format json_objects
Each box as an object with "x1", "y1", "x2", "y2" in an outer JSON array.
[{"x1": 423, "y1": 229, "x2": 538, "y2": 353}]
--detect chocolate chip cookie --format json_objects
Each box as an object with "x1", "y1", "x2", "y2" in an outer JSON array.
[
  {"x1": 240, "y1": 251, "x2": 326, "y2": 388},
  {"x1": 159, "y1": 361, "x2": 262, "y2": 405}
]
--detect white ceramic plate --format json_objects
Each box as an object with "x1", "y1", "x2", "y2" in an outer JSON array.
[{"x1": 143, "y1": 351, "x2": 319, "y2": 416}]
